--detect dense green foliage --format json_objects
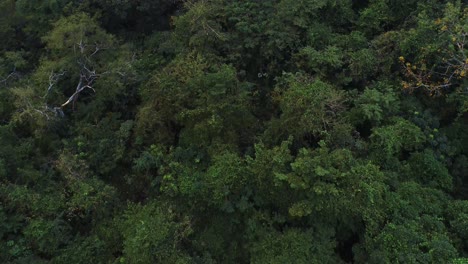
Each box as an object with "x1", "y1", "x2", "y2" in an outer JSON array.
[{"x1": 1, "y1": 0, "x2": 467, "y2": 263}]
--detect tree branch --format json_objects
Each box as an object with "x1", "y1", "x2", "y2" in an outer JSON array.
[{"x1": 0, "y1": 68, "x2": 19, "y2": 87}]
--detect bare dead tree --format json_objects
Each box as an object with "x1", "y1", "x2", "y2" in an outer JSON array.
[
  {"x1": 59, "y1": 38, "x2": 111, "y2": 110},
  {"x1": 21, "y1": 97, "x2": 63, "y2": 121},
  {"x1": 36, "y1": 36, "x2": 132, "y2": 120},
  {"x1": 43, "y1": 70, "x2": 66, "y2": 97},
  {"x1": 60, "y1": 65, "x2": 101, "y2": 109}
]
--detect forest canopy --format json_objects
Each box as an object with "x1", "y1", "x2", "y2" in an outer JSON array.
[{"x1": 0, "y1": 0, "x2": 467, "y2": 263}]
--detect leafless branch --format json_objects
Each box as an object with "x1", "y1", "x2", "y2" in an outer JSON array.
[
  {"x1": 61, "y1": 68, "x2": 98, "y2": 108},
  {"x1": 43, "y1": 37, "x2": 131, "y2": 114},
  {"x1": 43, "y1": 70, "x2": 66, "y2": 97},
  {"x1": 0, "y1": 68, "x2": 19, "y2": 87}
]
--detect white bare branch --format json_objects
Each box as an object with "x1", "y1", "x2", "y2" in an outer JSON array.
[
  {"x1": 43, "y1": 70, "x2": 66, "y2": 97},
  {"x1": 43, "y1": 37, "x2": 131, "y2": 114},
  {"x1": 0, "y1": 68, "x2": 19, "y2": 87},
  {"x1": 61, "y1": 69, "x2": 97, "y2": 108}
]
